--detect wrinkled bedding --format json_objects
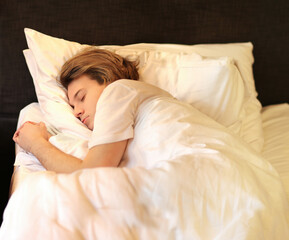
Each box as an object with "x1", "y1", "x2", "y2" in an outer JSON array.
[
  {"x1": 1, "y1": 103, "x2": 289, "y2": 239},
  {"x1": 261, "y1": 103, "x2": 289, "y2": 202}
]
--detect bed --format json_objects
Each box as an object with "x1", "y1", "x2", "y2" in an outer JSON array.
[{"x1": 1, "y1": 0, "x2": 289, "y2": 239}]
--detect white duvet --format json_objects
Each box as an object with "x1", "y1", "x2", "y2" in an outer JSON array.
[{"x1": 1, "y1": 103, "x2": 289, "y2": 239}]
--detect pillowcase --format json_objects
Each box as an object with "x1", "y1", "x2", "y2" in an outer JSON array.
[
  {"x1": 24, "y1": 28, "x2": 263, "y2": 152},
  {"x1": 23, "y1": 49, "x2": 91, "y2": 140}
]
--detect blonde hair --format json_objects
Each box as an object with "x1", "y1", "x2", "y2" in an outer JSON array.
[{"x1": 60, "y1": 47, "x2": 139, "y2": 89}]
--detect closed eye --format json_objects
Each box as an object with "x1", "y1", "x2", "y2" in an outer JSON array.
[{"x1": 69, "y1": 88, "x2": 86, "y2": 108}]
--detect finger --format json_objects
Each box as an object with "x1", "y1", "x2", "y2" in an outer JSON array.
[
  {"x1": 17, "y1": 121, "x2": 31, "y2": 132},
  {"x1": 13, "y1": 128, "x2": 21, "y2": 139},
  {"x1": 17, "y1": 125, "x2": 24, "y2": 131},
  {"x1": 12, "y1": 133, "x2": 18, "y2": 143},
  {"x1": 25, "y1": 121, "x2": 36, "y2": 125},
  {"x1": 14, "y1": 129, "x2": 19, "y2": 136},
  {"x1": 39, "y1": 122, "x2": 46, "y2": 128}
]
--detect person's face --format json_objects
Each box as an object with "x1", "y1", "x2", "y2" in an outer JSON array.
[{"x1": 67, "y1": 75, "x2": 106, "y2": 130}]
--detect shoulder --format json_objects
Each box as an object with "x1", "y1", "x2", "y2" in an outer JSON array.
[
  {"x1": 107, "y1": 79, "x2": 148, "y2": 91},
  {"x1": 100, "y1": 80, "x2": 140, "y2": 100},
  {"x1": 97, "y1": 79, "x2": 173, "y2": 111},
  {"x1": 96, "y1": 80, "x2": 143, "y2": 109},
  {"x1": 105, "y1": 79, "x2": 172, "y2": 98}
]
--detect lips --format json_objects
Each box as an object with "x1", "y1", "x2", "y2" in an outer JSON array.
[{"x1": 82, "y1": 116, "x2": 88, "y2": 124}]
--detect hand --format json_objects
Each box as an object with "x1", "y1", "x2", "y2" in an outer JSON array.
[{"x1": 13, "y1": 121, "x2": 52, "y2": 153}]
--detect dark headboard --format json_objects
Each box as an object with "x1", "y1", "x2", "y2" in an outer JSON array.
[{"x1": 0, "y1": 0, "x2": 288, "y2": 221}]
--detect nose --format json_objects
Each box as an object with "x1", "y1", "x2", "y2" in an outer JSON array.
[{"x1": 74, "y1": 106, "x2": 84, "y2": 119}]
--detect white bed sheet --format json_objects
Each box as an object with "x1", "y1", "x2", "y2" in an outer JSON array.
[
  {"x1": 2, "y1": 103, "x2": 289, "y2": 239},
  {"x1": 261, "y1": 103, "x2": 289, "y2": 202}
]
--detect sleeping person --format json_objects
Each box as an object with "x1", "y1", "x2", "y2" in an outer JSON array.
[{"x1": 13, "y1": 47, "x2": 222, "y2": 173}]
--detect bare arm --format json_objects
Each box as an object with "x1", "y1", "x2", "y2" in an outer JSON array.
[
  {"x1": 13, "y1": 122, "x2": 127, "y2": 173},
  {"x1": 30, "y1": 139, "x2": 127, "y2": 173}
]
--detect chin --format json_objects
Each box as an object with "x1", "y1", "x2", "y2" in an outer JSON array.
[{"x1": 88, "y1": 123, "x2": 93, "y2": 130}]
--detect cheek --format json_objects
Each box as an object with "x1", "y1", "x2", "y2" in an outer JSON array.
[
  {"x1": 86, "y1": 100, "x2": 96, "y2": 124},
  {"x1": 88, "y1": 94, "x2": 99, "y2": 112},
  {"x1": 88, "y1": 100, "x2": 97, "y2": 114}
]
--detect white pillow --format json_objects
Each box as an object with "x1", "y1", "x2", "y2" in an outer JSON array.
[
  {"x1": 138, "y1": 51, "x2": 245, "y2": 128},
  {"x1": 23, "y1": 49, "x2": 91, "y2": 140},
  {"x1": 24, "y1": 28, "x2": 263, "y2": 151}
]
